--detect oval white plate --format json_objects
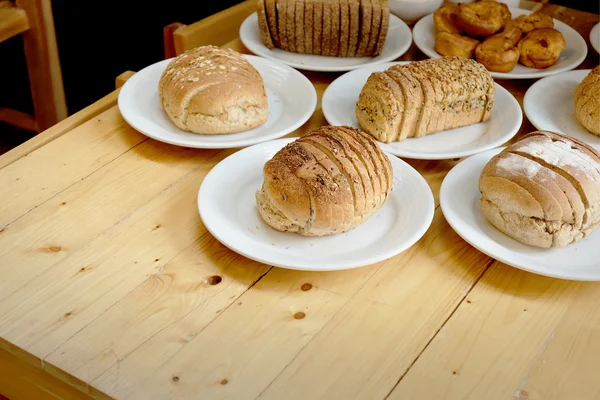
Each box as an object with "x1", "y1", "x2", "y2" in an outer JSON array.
[
  {"x1": 322, "y1": 62, "x2": 522, "y2": 160},
  {"x1": 118, "y1": 55, "x2": 317, "y2": 149},
  {"x1": 412, "y1": 7, "x2": 588, "y2": 79},
  {"x1": 524, "y1": 69, "x2": 600, "y2": 151},
  {"x1": 198, "y1": 138, "x2": 435, "y2": 271},
  {"x1": 239, "y1": 12, "x2": 412, "y2": 72},
  {"x1": 591, "y1": 22, "x2": 600, "y2": 54},
  {"x1": 440, "y1": 147, "x2": 600, "y2": 281}
]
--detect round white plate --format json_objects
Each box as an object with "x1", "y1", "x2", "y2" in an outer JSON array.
[
  {"x1": 440, "y1": 147, "x2": 600, "y2": 281},
  {"x1": 239, "y1": 12, "x2": 413, "y2": 72},
  {"x1": 321, "y1": 62, "x2": 522, "y2": 160},
  {"x1": 412, "y1": 7, "x2": 588, "y2": 79},
  {"x1": 591, "y1": 22, "x2": 600, "y2": 54},
  {"x1": 524, "y1": 69, "x2": 600, "y2": 151},
  {"x1": 198, "y1": 138, "x2": 435, "y2": 271},
  {"x1": 118, "y1": 55, "x2": 317, "y2": 149}
]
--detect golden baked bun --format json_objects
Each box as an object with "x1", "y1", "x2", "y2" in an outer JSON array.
[
  {"x1": 475, "y1": 35, "x2": 520, "y2": 73},
  {"x1": 513, "y1": 12, "x2": 554, "y2": 35},
  {"x1": 256, "y1": 126, "x2": 393, "y2": 236},
  {"x1": 158, "y1": 45, "x2": 268, "y2": 134},
  {"x1": 518, "y1": 28, "x2": 566, "y2": 69},
  {"x1": 433, "y1": 3, "x2": 461, "y2": 34},
  {"x1": 479, "y1": 131, "x2": 600, "y2": 248},
  {"x1": 574, "y1": 66, "x2": 600, "y2": 135},
  {"x1": 435, "y1": 32, "x2": 480, "y2": 59},
  {"x1": 455, "y1": 1, "x2": 507, "y2": 37}
]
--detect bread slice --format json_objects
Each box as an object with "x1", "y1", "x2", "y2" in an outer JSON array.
[
  {"x1": 355, "y1": 72, "x2": 402, "y2": 143},
  {"x1": 286, "y1": 0, "x2": 296, "y2": 52},
  {"x1": 374, "y1": 0, "x2": 389, "y2": 55},
  {"x1": 347, "y1": 0, "x2": 360, "y2": 56},
  {"x1": 304, "y1": 0, "x2": 314, "y2": 54},
  {"x1": 299, "y1": 134, "x2": 366, "y2": 219},
  {"x1": 387, "y1": 66, "x2": 424, "y2": 140},
  {"x1": 366, "y1": 0, "x2": 381, "y2": 56},
  {"x1": 322, "y1": 0, "x2": 332, "y2": 56},
  {"x1": 339, "y1": 0, "x2": 350, "y2": 56},
  {"x1": 296, "y1": 141, "x2": 354, "y2": 232},
  {"x1": 295, "y1": 0, "x2": 305, "y2": 53},
  {"x1": 265, "y1": 0, "x2": 280, "y2": 48},
  {"x1": 403, "y1": 63, "x2": 436, "y2": 138},
  {"x1": 257, "y1": 0, "x2": 275, "y2": 49},
  {"x1": 313, "y1": 0, "x2": 323, "y2": 55},
  {"x1": 277, "y1": 0, "x2": 288, "y2": 50},
  {"x1": 356, "y1": 0, "x2": 373, "y2": 56},
  {"x1": 330, "y1": 0, "x2": 341, "y2": 56}
]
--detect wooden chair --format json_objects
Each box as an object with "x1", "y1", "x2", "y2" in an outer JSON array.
[
  {"x1": 163, "y1": 0, "x2": 255, "y2": 58},
  {"x1": 0, "y1": 0, "x2": 67, "y2": 133}
]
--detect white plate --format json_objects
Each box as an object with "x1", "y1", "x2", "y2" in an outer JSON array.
[
  {"x1": 412, "y1": 7, "x2": 588, "y2": 79},
  {"x1": 591, "y1": 22, "x2": 600, "y2": 54},
  {"x1": 524, "y1": 69, "x2": 600, "y2": 151},
  {"x1": 440, "y1": 147, "x2": 600, "y2": 281},
  {"x1": 197, "y1": 138, "x2": 435, "y2": 271},
  {"x1": 321, "y1": 62, "x2": 522, "y2": 160},
  {"x1": 117, "y1": 55, "x2": 317, "y2": 149},
  {"x1": 239, "y1": 12, "x2": 413, "y2": 72}
]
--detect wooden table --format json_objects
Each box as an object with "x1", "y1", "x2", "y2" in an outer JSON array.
[{"x1": 1, "y1": 4, "x2": 599, "y2": 400}]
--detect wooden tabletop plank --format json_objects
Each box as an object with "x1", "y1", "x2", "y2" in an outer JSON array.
[
  {"x1": 0, "y1": 3, "x2": 598, "y2": 400},
  {"x1": 0, "y1": 107, "x2": 146, "y2": 227},
  {"x1": 386, "y1": 263, "x2": 592, "y2": 400}
]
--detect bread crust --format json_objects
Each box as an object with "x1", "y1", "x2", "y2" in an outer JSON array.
[
  {"x1": 158, "y1": 46, "x2": 268, "y2": 135},
  {"x1": 479, "y1": 130, "x2": 600, "y2": 248},
  {"x1": 277, "y1": 0, "x2": 288, "y2": 50},
  {"x1": 295, "y1": 0, "x2": 305, "y2": 53},
  {"x1": 265, "y1": 0, "x2": 281, "y2": 47},
  {"x1": 366, "y1": 0, "x2": 381, "y2": 56},
  {"x1": 347, "y1": 0, "x2": 360, "y2": 56},
  {"x1": 374, "y1": 0, "x2": 389, "y2": 56},
  {"x1": 574, "y1": 66, "x2": 600, "y2": 136},
  {"x1": 256, "y1": 125, "x2": 392, "y2": 236},
  {"x1": 330, "y1": 0, "x2": 341, "y2": 56},
  {"x1": 356, "y1": 0, "x2": 373, "y2": 56},
  {"x1": 304, "y1": 0, "x2": 314, "y2": 54},
  {"x1": 339, "y1": 0, "x2": 350, "y2": 56},
  {"x1": 313, "y1": 0, "x2": 324, "y2": 54},
  {"x1": 257, "y1": 0, "x2": 274, "y2": 49}
]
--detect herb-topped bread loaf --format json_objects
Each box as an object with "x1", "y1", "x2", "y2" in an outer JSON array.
[{"x1": 355, "y1": 56, "x2": 495, "y2": 143}]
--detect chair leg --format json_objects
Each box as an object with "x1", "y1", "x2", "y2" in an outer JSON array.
[
  {"x1": 163, "y1": 22, "x2": 185, "y2": 59},
  {"x1": 16, "y1": 0, "x2": 67, "y2": 132}
]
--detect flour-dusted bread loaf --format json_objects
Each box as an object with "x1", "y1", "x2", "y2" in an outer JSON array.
[
  {"x1": 479, "y1": 130, "x2": 600, "y2": 248},
  {"x1": 356, "y1": 56, "x2": 495, "y2": 143},
  {"x1": 256, "y1": 125, "x2": 393, "y2": 236},
  {"x1": 574, "y1": 66, "x2": 600, "y2": 136},
  {"x1": 158, "y1": 46, "x2": 269, "y2": 135},
  {"x1": 256, "y1": 0, "x2": 389, "y2": 57}
]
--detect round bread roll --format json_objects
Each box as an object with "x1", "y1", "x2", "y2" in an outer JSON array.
[
  {"x1": 158, "y1": 45, "x2": 268, "y2": 134},
  {"x1": 479, "y1": 130, "x2": 600, "y2": 248},
  {"x1": 256, "y1": 126, "x2": 393, "y2": 236},
  {"x1": 574, "y1": 66, "x2": 600, "y2": 136}
]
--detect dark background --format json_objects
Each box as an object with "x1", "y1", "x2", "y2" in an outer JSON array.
[{"x1": 0, "y1": 0, "x2": 598, "y2": 151}]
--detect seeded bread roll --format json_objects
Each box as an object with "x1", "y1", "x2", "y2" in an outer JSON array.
[
  {"x1": 479, "y1": 130, "x2": 600, "y2": 248},
  {"x1": 158, "y1": 46, "x2": 268, "y2": 135},
  {"x1": 574, "y1": 66, "x2": 600, "y2": 136},
  {"x1": 256, "y1": 125, "x2": 393, "y2": 236},
  {"x1": 356, "y1": 56, "x2": 495, "y2": 143}
]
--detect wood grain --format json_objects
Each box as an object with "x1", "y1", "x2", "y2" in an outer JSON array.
[
  {"x1": 0, "y1": 3, "x2": 598, "y2": 400},
  {"x1": 0, "y1": 2, "x2": 29, "y2": 43},
  {"x1": 387, "y1": 263, "x2": 586, "y2": 400}
]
